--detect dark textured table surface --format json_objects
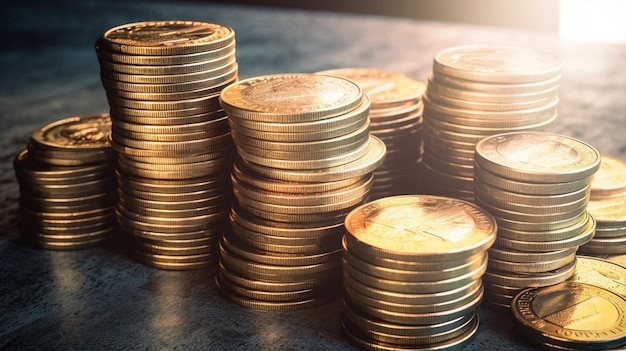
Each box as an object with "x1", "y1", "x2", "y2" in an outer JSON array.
[{"x1": 1, "y1": 1, "x2": 625, "y2": 350}]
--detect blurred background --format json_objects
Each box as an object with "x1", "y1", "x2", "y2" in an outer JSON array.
[{"x1": 209, "y1": 0, "x2": 626, "y2": 44}]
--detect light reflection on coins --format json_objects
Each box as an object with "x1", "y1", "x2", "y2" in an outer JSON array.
[
  {"x1": 341, "y1": 195, "x2": 494, "y2": 349},
  {"x1": 473, "y1": 131, "x2": 599, "y2": 309},
  {"x1": 422, "y1": 45, "x2": 563, "y2": 201},
  {"x1": 95, "y1": 20, "x2": 239, "y2": 269},
  {"x1": 13, "y1": 114, "x2": 117, "y2": 249},
  {"x1": 217, "y1": 73, "x2": 384, "y2": 310}
]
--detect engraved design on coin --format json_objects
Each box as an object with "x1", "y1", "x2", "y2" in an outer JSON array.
[
  {"x1": 102, "y1": 21, "x2": 231, "y2": 46},
  {"x1": 498, "y1": 140, "x2": 578, "y2": 167}
]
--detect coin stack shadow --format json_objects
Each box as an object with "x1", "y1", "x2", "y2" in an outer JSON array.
[
  {"x1": 13, "y1": 114, "x2": 117, "y2": 250},
  {"x1": 579, "y1": 154, "x2": 626, "y2": 256},
  {"x1": 473, "y1": 131, "x2": 600, "y2": 309},
  {"x1": 341, "y1": 195, "x2": 496, "y2": 350},
  {"x1": 215, "y1": 73, "x2": 386, "y2": 311},
  {"x1": 422, "y1": 45, "x2": 562, "y2": 201},
  {"x1": 94, "y1": 21, "x2": 238, "y2": 270},
  {"x1": 315, "y1": 68, "x2": 426, "y2": 199}
]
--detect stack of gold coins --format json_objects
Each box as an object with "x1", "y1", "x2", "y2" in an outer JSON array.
[
  {"x1": 216, "y1": 73, "x2": 386, "y2": 310},
  {"x1": 341, "y1": 195, "x2": 496, "y2": 350},
  {"x1": 511, "y1": 280, "x2": 626, "y2": 350},
  {"x1": 579, "y1": 155, "x2": 626, "y2": 255},
  {"x1": 473, "y1": 131, "x2": 600, "y2": 309},
  {"x1": 422, "y1": 45, "x2": 562, "y2": 201},
  {"x1": 13, "y1": 114, "x2": 117, "y2": 249},
  {"x1": 95, "y1": 20, "x2": 238, "y2": 270},
  {"x1": 315, "y1": 68, "x2": 426, "y2": 199}
]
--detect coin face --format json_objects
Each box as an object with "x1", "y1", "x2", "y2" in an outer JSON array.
[
  {"x1": 344, "y1": 195, "x2": 496, "y2": 260},
  {"x1": 591, "y1": 155, "x2": 626, "y2": 198},
  {"x1": 570, "y1": 256, "x2": 626, "y2": 299},
  {"x1": 475, "y1": 132, "x2": 601, "y2": 183},
  {"x1": 30, "y1": 114, "x2": 111, "y2": 151},
  {"x1": 219, "y1": 73, "x2": 363, "y2": 122},
  {"x1": 433, "y1": 45, "x2": 562, "y2": 83},
  {"x1": 511, "y1": 281, "x2": 626, "y2": 350},
  {"x1": 98, "y1": 21, "x2": 235, "y2": 54},
  {"x1": 316, "y1": 68, "x2": 425, "y2": 107}
]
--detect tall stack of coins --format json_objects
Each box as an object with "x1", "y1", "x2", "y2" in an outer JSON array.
[
  {"x1": 95, "y1": 21, "x2": 238, "y2": 270},
  {"x1": 579, "y1": 155, "x2": 626, "y2": 255},
  {"x1": 315, "y1": 68, "x2": 426, "y2": 199},
  {"x1": 216, "y1": 73, "x2": 386, "y2": 310},
  {"x1": 473, "y1": 131, "x2": 600, "y2": 309},
  {"x1": 13, "y1": 114, "x2": 117, "y2": 249},
  {"x1": 422, "y1": 45, "x2": 562, "y2": 201},
  {"x1": 341, "y1": 195, "x2": 496, "y2": 350}
]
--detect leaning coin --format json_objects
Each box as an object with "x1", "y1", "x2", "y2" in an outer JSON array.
[{"x1": 511, "y1": 281, "x2": 626, "y2": 350}]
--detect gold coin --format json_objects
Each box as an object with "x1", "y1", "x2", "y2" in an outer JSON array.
[
  {"x1": 226, "y1": 95, "x2": 369, "y2": 133},
  {"x1": 101, "y1": 59, "x2": 237, "y2": 84},
  {"x1": 315, "y1": 68, "x2": 425, "y2": 108},
  {"x1": 230, "y1": 205, "x2": 346, "y2": 238},
  {"x1": 96, "y1": 40, "x2": 236, "y2": 65},
  {"x1": 345, "y1": 283, "x2": 483, "y2": 325},
  {"x1": 340, "y1": 309, "x2": 479, "y2": 350},
  {"x1": 587, "y1": 194, "x2": 626, "y2": 228},
  {"x1": 591, "y1": 154, "x2": 626, "y2": 198},
  {"x1": 343, "y1": 248, "x2": 486, "y2": 282},
  {"x1": 426, "y1": 75, "x2": 559, "y2": 103},
  {"x1": 483, "y1": 258, "x2": 577, "y2": 288},
  {"x1": 474, "y1": 163, "x2": 594, "y2": 196},
  {"x1": 221, "y1": 233, "x2": 341, "y2": 266},
  {"x1": 215, "y1": 276, "x2": 333, "y2": 311},
  {"x1": 220, "y1": 73, "x2": 363, "y2": 122},
  {"x1": 344, "y1": 195, "x2": 496, "y2": 262},
  {"x1": 101, "y1": 68, "x2": 237, "y2": 94},
  {"x1": 238, "y1": 135, "x2": 386, "y2": 182},
  {"x1": 98, "y1": 52, "x2": 235, "y2": 75},
  {"x1": 433, "y1": 45, "x2": 562, "y2": 84},
  {"x1": 431, "y1": 72, "x2": 561, "y2": 94},
  {"x1": 343, "y1": 256, "x2": 487, "y2": 294},
  {"x1": 475, "y1": 131, "x2": 601, "y2": 183},
  {"x1": 487, "y1": 251, "x2": 576, "y2": 274},
  {"x1": 29, "y1": 113, "x2": 112, "y2": 153},
  {"x1": 97, "y1": 21, "x2": 235, "y2": 55},
  {"x1": 511, "y1": 281, "x2": 626, "y2": 350},
  {"x1": 569, "y1": 255, "x2": 626, "y2": 299}
]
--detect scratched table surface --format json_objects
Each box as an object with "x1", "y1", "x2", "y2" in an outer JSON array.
[{"x1": 1, "y1": 1, "x2": 625, "y2": 350}]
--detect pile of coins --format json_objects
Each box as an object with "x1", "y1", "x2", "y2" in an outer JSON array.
[
  {"x1": 510, "y1": 255, "x2": 626, "y2": 350},
  {"x1": 422, "y1": 45, "x2": 562, "y2": 201},
  {"x1": 473, "y1": 131, "x2": 600, "y2": 309},
  {"x1": 316, "y1": 68, "x2": 426, "y2": 199},
  {"x1": 13, "y1": 114, "x2": 117, "y2": 249},
  {"x1": 95, "y1": 20, "x2": 238, "y2": 269},
  {"x1": 215, "y1": 73, "x2": 386, "y2": 310},
  {"x1": 341, "y1": 195, "x2": 496, "y2": 350},
  {"x1": 579, "y1": 154, "x2": 626, "y2": 255}
]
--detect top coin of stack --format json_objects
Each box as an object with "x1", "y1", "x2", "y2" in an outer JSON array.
[
  {"x1": 473, "y1": 131, "x2": 600, "y2": 309},
  {"x1": 422, "y1": 45, "x2": 562, "y2": 201},
  {"x1": 315, "y1": 68, "x2": 426, "y2": 199},
  {"x1": 216, "y1": 73, "x2": 386, "y2": 311},
  {"x1": 341, "y1": 195, "x2": 496, "y2": 351},
  {"x1": 580, "y1": 155, "x2": 626, "y2": 255},
  {"x1": 95, "y1": 21, "x2": 238, "y2": 270},
  {"x1": 14, "y1": 114, "x2": 117, "y2": 250}
]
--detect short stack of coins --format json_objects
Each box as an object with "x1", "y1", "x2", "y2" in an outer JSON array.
[
  {"x1": 13, "y1": 113, "x2": 117, "y2": 249},
  {"x1": 95, "y1": 20, "x2": 238, "y2": 270},
  {"x1": 579, "y1": 154, "x2": 626, "y2": 255},
  {"x1": 341, "y1": 195, "x2": 496, "y2": 350},
  {"x1": 315, "y1": 68, "x2": 426, "y2": 199},
  {"x1": 473, "y1": 131, "x2": 600, "y2": 309},
  {"x1": 422, "y1": 45, "x2": 562, "y2": 201},
  {"x1": 216, "y1": 73, "x2": 386, "y2": 311}
]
